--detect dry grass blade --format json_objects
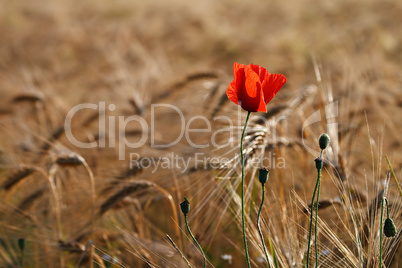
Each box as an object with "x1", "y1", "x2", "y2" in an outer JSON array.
[
  {"x1": 55, "y1": 152, "x2": 85, "y2": 166},
  {"x1": 385, "y1": 155, "x2": 402, "y2": 196},
  {"x1": 74, "y1": 240, "x2": 93, "y2": 268},
  {"x1": 129, "y1": 98, "x2": 145, "y2": 116},
  {"x1": 303, "y1": 199, "x2": 342, "y2": 214},
  {"x1": 386, "y1": 231, "x2": 402, "y2": 267},
  {"x1": 293, "y1": 190, "x2": 360, "y2": 267},
  {"x1": 361, "y1": 189, "x2": 385, "y2": 249},
  {"x1": 100, "y1": 166, "x2": 143, "y2": 196},
  {"x1": 331, "y1": 154, "x2": 348, "y2": 182},
  {"x1": 52, "y1": 151, "x2": 97, "y2": 237},
  {"x1": 99, "y1": 181, "x2": 156, "y2": 215},
  {"x1": 58, "y1": 240, "x2": 85, "y2": 253},
  {"x1": 82, "y1": 111, "x2": 101, "y2": 127},
  {"x1": 39, "y1": 126, "x2": 65, "y2": 154},
  {"x1": 2, "y1": 166, "x2": 36, "y2": 190},
  {"x1": 166, "y1": 234, "x2": 193, "y2": 268},
  {"x1": 152, "y1": 71, "x2": 219, "y2": 102},
  {"x1": 210, "y1": 86, "x2": 230, "y2": 118},
  {"x1": 18, "y1": 187, "x2": 46, "y2": 210},
  {"x1": 0, "y1": 108, "x2": 13, "y2": 115},
  {"x1": 12, "y1": 92, "x2": 44, "y2": 103}
]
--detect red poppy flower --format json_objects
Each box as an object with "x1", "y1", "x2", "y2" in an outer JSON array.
[{"x1": 227, "y1": 63, "x2": 287, "y2": 112}]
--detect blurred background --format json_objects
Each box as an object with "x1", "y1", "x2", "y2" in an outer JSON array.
[{"x1": 0, "y1": 0, "x2": 401, "y2": 267}]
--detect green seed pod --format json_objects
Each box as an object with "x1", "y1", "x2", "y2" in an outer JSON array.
[
  {"x1": 319, "y1": 134, "x2": 330, "y2": 150},
  {"x1": 180, "y1": 197, "x2": 190, "y2": 215},
  {"x1": 18, "y1": 238, "x2": 25, "y2": 252},
  {"x1": 258, "y1": 168, "x2": 270, "y2": 185},
  {"x1": 384, "y1": 218, "x2": 397, "y2": 237},
  {"x1": 315, "y1": 157, "x2": 323, "y2": 170}
]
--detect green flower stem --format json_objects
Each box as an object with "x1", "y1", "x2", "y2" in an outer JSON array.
[
  {"x1": 306, "y1": 172, "x2": 319, "y2": 267},
  {"x1": 184, "y1": 215, "x2": 206, "y2": 268},
  {"x1": 380, "y1": 197, "x2": 384, "y2": 268},
  {"x1": 314, "y1": 170, "x2": 321, "y2": 267},
  {"x1": 18, "y1": 239, "x2": 25, "y2": 268},
  {"x1": 241, "y1": 111, "x2": 252, "y2": 268},
  {"x1": 306, "y1": 150, "x2": 323, "y2": 268},
  {"x1": 20, "y1": 252, "x2": 24, "y2": 267},
  {"x1": 257, "y1": 183, "x2": 272, "y2": 268},
  {"x1": 385, "y1": 198, "x2": 390, "y2": 218}
]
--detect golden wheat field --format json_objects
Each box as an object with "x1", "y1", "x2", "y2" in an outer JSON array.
[{"x1": 0, "y1": 0, "x2": 401, "y2": 267}]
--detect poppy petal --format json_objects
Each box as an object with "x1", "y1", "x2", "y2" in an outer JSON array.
[
  {"x1": 233, "y1": 63, "x2": 245, "y2": 94},
  {"x1": 256, "y1": 94, "x2": 268, "y2": 112},
  {"x1": 237, "y1": 66, "x2": 264, "y2": 112},
  {"x1": 226, "y1": 80, "x2": 239, "y2": 104},
  {"x1": 226, "y1": 63, "x2": 246, "y2": 104},
  {"x1": 250, "y1": 64, "x2": 270, "y2": 83},
  {"x1": 262, "y1": 73, "x2": 287, "y2": 104},
  {"x1": 233, "y1": 62, "x2": 245, "y2": 77},
  {"x1": 243, "y1": 65, "x2": 261, "y2": 98}
]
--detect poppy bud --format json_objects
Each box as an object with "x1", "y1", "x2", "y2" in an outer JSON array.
[
  {"x1": 319, "y1": 134, "x2": 330, "y2": 150},
  {"x1": 18, "y1": 238, "x2": 25, "y2": 251},
  {"x1": 384, "y1": 218, "x2": 397, "y2": 237},
  {"x1": 315, "y1": 157, "x2": 323, "y2": 170},
  {"x1": 180, "y1": 197, "x2": 190, "y2": 215},
  {"x1": 258, "y1": 168, "x2": 270, "y2": 185}
]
